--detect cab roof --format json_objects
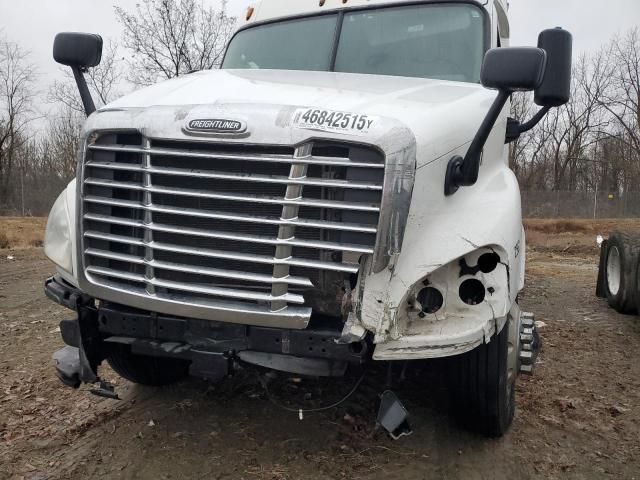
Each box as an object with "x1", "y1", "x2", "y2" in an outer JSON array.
[{"x1": 244, "y1": 0, "x2": 508, "y2": 28}]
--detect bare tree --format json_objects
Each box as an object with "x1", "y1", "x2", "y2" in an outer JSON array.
[
  {"x1": 7, "y1": 108, "x2": 82, "y2": 216},
  {"x1": 115, "y1": 0, "x2": 236, "y2": 86},
  {"x1": 508, "y1": 92, "x2": 534, "y2": 174},
  {"x1": 600, "y1": 28, "x2": 640, "y2": 158},
  {"x1": 46, "y1": 108, "x2": 83, "y2": 180},
  {"x1": 508, "y1": 92, "x2": 558, "y2": 188},
  {"x1": 48, "y1": 40, "x2": 122, "y2": 113},
  {"x1": 0, "y1": 36, "x2": 37, "y2": 210},
  {"x1": 550, "y1": 55, "x2": 610, "y2": 190}
]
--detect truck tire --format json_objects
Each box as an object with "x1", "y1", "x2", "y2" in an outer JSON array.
[
  {"x1": 449, "y1": 322, "x2": 515, "y2": 437},
  {"x1": 108, "y1": 346, "x2": 190, "y2": 386},
  {"x1": 604, "y1": 231, "x2": 639, "y2": 314}
]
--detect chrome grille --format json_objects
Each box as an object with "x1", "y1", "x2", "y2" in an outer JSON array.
[{"x1": 81, "y1": 132, "x2": 385, "y2": 324}]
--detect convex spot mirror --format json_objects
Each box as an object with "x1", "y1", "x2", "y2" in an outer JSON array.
[
  {"x1": 53, "y1": 32, "x2": 103, "y2": 68},
  {"x1": 535, "y1": 28, "x2": 573, "y2": 107},
  {"x1": 480, "y1": 47, "x2": 547, "y2": 92}
]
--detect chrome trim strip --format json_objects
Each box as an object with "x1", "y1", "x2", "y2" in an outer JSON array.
[
  {"x1": 141, "y1": 138, "x2": 156, "y2": 296},
  {"x1": 371, "y1": 143, "x2": 417, "y2": 273},
  {"x1": 272, "y1": 143, "x2": 311, "y2": 311}
]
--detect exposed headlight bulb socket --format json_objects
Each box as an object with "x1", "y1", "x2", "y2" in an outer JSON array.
[
  {"x1": 459, "y1": 279, "x2": 486, "y2": 306},
  {"x1": 417, "y1": 287, "x2": 444, "y2": 314},
  {"x1": 477, "y1": 252, "x2": 501, "y2": 273}
]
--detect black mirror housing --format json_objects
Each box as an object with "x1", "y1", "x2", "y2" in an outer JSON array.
[
  {"x1": 53, "y1": 32, "x2": 103, "y2": 68},
  {"x1": 445, "y1": 47, "x2": 547, "y2": 195},
  {"x1": 446, "y1": 31, "x2": 573, "y2": 196},
  {"x1": 535, "y1": 28, "x2": 573, "y2": 107},
  {"x1": 53, "y1": 32, "x2": 103, "y2": 117},
  {"x1": 481, "y1": 47, "x2": 547, "y2": 92}
]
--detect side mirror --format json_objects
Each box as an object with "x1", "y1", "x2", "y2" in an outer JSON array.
[
  {"x1": 53, "y1": 32, "x2": 103, "y2": 68},
  {"x1": 535, "y1": 28, "x2": 573, "y2": 107},
  {"x1": 481, "y1": 47, "x2": 547, "y2": 92},
  {"x1": 444, "y1": 47, "x2": 547, "y2": 195},
  {"x1": 445, "y1": 29, "x2": 574, "y2": 196},
  {"x1": 53, "y1": 32, "x2": 103, "y2": 117}
]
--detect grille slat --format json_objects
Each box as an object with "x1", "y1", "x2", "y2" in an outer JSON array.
[
  {"x1": 85, "y1": 228, "x2": 374, "y2": 254},
  {"x1": 85, "y1": 247, "x2": 314, "y2": 287},
  {"x1": 84, "y1": 186, "x2": 380, "y2": 212},
  {"x1": 89, "y1": 144, "x2": 384, "y2": 169},
  {"x1": 85, "y1": 163, "x2": 383, "y2": 190},
  {"x1": 86, "y1": 266, "x2": 305, "y2": 304},
  {"x1": 82, "y1": 134, "x2": 385, "y2": 321},
  {"x1": 84, "y1": 204, "x2": 377, "y2": 233},
  {"x1": 85, "y1": 232, "x2": 361, "y2": 273}
]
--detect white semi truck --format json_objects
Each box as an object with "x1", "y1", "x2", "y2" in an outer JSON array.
[{"x1": 44, "y1": 0, "x2": 572, "y2": 436}]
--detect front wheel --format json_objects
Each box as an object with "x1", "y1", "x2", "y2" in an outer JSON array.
[
  {"x1": 108, "y1": 346, "x2": 190, "y2": 386},
  {"x1": 449, "y1": 321, "x2": 515, "y2": 437}
]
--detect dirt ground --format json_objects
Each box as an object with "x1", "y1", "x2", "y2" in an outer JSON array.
[
  {"x1": 1, "y1": 220, "x2": 640, "y2": 479},
  {"x1": 0, "y1": 218, "x2": 46, "y2": 250}
]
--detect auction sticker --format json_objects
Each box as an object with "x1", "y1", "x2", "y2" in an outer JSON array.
[{"x1": 292, "y1": 108, "x2": 377, "y2": 136}]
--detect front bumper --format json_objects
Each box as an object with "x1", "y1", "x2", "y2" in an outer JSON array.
[
  {"x1": 46, "y1": 275, "x2": 369, "y2": 384},
  {"x1": 372, "y1": 313, "x2": 503, "y2": 360}
]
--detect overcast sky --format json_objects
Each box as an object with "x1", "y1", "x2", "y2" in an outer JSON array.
[{"x1": 1, "y1": 0, "x2": 638, "y2": 111}]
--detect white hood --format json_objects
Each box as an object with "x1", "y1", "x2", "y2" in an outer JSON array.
[
  {"x1": 105, "y1": 69, "x2": 497, "y2": 167},
  {"x1": 109, "y1": 69, "x2": 485, "y2": 111}
]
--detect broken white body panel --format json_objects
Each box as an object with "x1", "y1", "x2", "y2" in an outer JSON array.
[{"x1": 45, "y1": 0, "x2": 525, "y2": 361}]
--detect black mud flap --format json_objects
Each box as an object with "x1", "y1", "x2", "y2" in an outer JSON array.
[
  {"x1": 596, "y1": 239, "x2": 609, "y2": 298},
  {"x1": 377, "y1": 391, "x2": 412, "y2": 440},
  {"x1": 52, "y1": 346, "x2": 82, "y2": 388}
]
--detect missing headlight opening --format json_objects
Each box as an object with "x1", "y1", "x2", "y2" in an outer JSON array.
[
  {"x1": 477, "y1": 252, "x2": 501, "y2": 273},
  {"x1": 459, "y1": 279, "x2": 486, "y2": 305},
  {"x1": 417, "y1": 287, "x2": 444, "y2": 314}
]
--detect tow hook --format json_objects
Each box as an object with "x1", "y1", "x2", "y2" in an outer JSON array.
[
  {"x1": 90, "y1": 380, "x2": 120, "y2": 400},
  {"x1": 519, "y1": 312, "x2": 541, "y2": 374}
]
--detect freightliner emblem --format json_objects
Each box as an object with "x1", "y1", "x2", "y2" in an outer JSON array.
[{"x1": 184, "y1": 118, "x2": 247, "y2": 135}]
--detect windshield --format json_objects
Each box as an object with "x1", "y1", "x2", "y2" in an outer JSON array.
[{"x1": 222, "y1": 4, "x2": 485, "y2": 83}]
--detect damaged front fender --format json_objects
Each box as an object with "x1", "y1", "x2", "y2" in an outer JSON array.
[
  {"x1": 352, "y1": 153, "x2": 524, "y2": 360},
  {"x1": 371, "y1": 247, "x2": 511, "y2": 360}
]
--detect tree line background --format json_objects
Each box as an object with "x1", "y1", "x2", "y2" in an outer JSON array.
[
  {"x1": 0, "y1": 1, "x2": 638, "y2": 217},
  {"x1": 0, "y1": 0, "x2": 235, "y2": 216}
]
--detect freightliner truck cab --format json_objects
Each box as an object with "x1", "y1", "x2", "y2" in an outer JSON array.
[{"x1": 44, "y1": 0, "x2": 572, "y2": 436}]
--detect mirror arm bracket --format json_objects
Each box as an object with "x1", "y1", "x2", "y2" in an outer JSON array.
[
  {"x1": 71, "y1": 66, "x2": 96, "y2": 117},
  {"x1": 445, "y1": 90, "x2": 511, "y2": 196},
  {"x1": 505, "y1": 105, "x2": 551, "y2": 144}
]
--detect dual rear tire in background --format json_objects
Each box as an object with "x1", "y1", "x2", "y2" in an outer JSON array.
[{"x1": 601, "y1": 231, "x2": 640, "y2": 314}]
